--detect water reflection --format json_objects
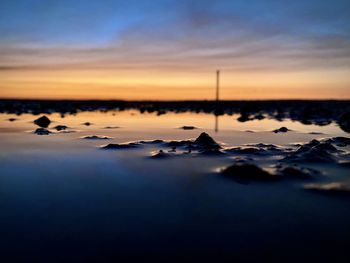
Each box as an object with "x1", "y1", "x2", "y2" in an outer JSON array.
[
  {"x1": 0, "y1": 110, "x2": 346, "y2": 136},
  {"x1": 1, "y1": 108, "x2": 350, "y2": 262},
  {"x1": 215, "y1": 115, "x2": 219, "y2": 133}
]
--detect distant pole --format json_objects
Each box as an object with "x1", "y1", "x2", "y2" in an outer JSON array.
[{"x1": 216, "y1": 70, "x2": 220, "y2": 102}]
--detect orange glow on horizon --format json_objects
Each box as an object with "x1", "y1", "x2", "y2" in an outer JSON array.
[{"x1": 0, "y1": 68, "x2": 349, "y2": 100}]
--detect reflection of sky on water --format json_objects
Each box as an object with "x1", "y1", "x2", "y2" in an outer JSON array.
[
  {"x1": 1, "y1": 110, "x2": 346, "y2": 135},
  {"x1": 0, "y1": 111, "x2": 350, "y2": 261}
]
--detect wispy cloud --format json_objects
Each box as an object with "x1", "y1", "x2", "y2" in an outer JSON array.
[
  {"x1": 1, "y1": 0, "x2": 350, "y2": 73},
  {"x1": 0, "y1": 0, "x2": 349, "y2": 99}
]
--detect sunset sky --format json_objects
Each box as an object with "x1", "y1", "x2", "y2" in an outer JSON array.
[{"x1": 0, "y1": 0, "x2": 349, "y2": 100}]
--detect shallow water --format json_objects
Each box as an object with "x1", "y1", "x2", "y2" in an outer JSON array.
[{"x1": 0, "y1": 111, "x2": 349, "y2": 262}]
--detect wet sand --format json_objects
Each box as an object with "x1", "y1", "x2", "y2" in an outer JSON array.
[{"x1": 0, "y1": 109, "x2": 350, "y2": 262}]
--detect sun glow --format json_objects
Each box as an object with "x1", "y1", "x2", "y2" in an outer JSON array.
[{"x1": 1, "y1": 68, "x2": 349, "y2": 100}]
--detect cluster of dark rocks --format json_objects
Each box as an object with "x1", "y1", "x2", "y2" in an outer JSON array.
[
  {"x1": 101, "y1": 132, "x2": 350, "y2": 194},
  {"x1": 25, "y1": 115, "x2": 350, "y2": 194},
  {"x1": 102, "y1": 132, "x2": 222, "y2": 155},
  {"x1": 32, "y1": 115, "x2": 74, "y2": 135},
  {"x1": 2, "y1": 100, "x2": 350, "y2": 132}
]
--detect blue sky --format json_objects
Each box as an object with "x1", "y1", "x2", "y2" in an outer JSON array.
[
  {"x1": 1, "y1": 0, "x2": 349, "y2": 70},
  {"x1": 0, "y1": 0, "x2": 349, "y2": 99},
  {"x1": 1, "y1": 0, "x2": 349, "y2": 45}
]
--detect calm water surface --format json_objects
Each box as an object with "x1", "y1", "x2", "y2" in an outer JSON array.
[{"x1": 0, "y1": 111, "x2": 349, "y2": 262}]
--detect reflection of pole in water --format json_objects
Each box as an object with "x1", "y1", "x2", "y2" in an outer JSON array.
[
  {"x1": 215, "y1": 70, "x2": 220, "y2": 133},
  {"x1": 216, "y1": 70, "x2": 220, "y2": 102},
  {"x1": 215, "y1": 115, "x2": 219, "y2": 133}
]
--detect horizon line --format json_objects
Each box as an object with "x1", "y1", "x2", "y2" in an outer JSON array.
[{"x1": 1, "y1": 98, "x2": 350, "y2": 102}]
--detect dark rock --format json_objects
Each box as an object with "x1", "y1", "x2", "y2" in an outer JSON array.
[
  {"x1": 274, "y1": 111, "x2": 286, "y2": 121},
  {"x1": 313, "y1": 143, "x2": 338, "y2": 153},
  {"x1": 180, "y1": 126, "x2": 197, "y2": 130},
  {"x1": 194, "y1": 132, "x2": 220, "y2": 149},
  {"x1": 81, "y1": 135, "x2": 112, "y2": 140},
  {"x1": 54, "y1": 125, "x2": 68, "y2": 131},
  {"x1": 254, "y1": 114, "x2": 265, "y2": 120},
  {"x1": 226, "y1": 144, "x2": 285, "y2": 155},
  {"x1": 293, "y1": 140, "x2": 320, "y2": 154},
  {"x1": 304, "y1": 182, "x2": 350, "y2": 196},
  {"x1": 273, "y1": 127, "x2": 290, "y2": 133},
  {"x1": 232, "y1": 157, "x2": 254, "y2": 163},
  {"x1": 249, "y1": 143, "x2": 283, "y2": 151},
  {"x1": 338, "y1": 112, "x2": 350, "y2": 133},
  {"x1": 225, "y1": 147, "x2": 266, "y2": 155},
  {"x1": 34, "y1": 115, "x2": 51, "y2": 128},
  {"x1": 278, "y1": 166, "x2": 315, "y2": 179},
  {"x1": 83, "y1": 122, "x2": 92, "y2": 126},
  {"x1": 165, "y1": 140, "x2": 192, "y2": 147},
  {"x1": 139, "y1": 139, "x2": 164, "y2": 144},
  {"x1": 102, "y1": 143, "x2": 140, "y2": 149},
  {"x1": 324, "y1": 137, "x2": 350, "y2": 147},
  {"x1": 283, "y1": 140, "x2": 338, "y2": 163},
  {"x1": 214, "y1": 108, "x2": 224, "y2": 116},
  {"x1": 237, "y1": 114, "x2": 252, "y2": 122},
  {"x1": 301, "y1": 119, "x2": 312, "y2": 125},
  {"x1": 157, "y1": 110, "x2": 166, "y2": 116},
  {"x1": 339, "y1": 161, "x2": 350, "y2": 167},
  {"x1": 308, "y1": 139, "x2": 321, "y2": 147},
  {"x1": 288, "y1": 151, "x2": 334, "y2": 163},
  {"x1": 151, "y1": 139, "x2": 164, "y2": 144},
  {"x1": 151, "y1": 150, "x2": 170, "y2": 158},
  {"x1": 34, "y1": 128, "x2": 51, "y2": 135},
  {"x1": 164, "y1": 133, "x2": 220, "y2": 154},
  {"x1": 221, "y1": 164, "x2": 278, "y2": 181},
  {"x1": 8, "y1": 118, "x2": 17, "y2": 122},
  {"x1": 314, "y1": 119, "x2": 331, "y2": 126},
  {"x1": 293, "y1": 140, "x2": 338, "y2": 155},
  {"x1": 168, "y1": 147, "x2": 176, "y2": 153}
]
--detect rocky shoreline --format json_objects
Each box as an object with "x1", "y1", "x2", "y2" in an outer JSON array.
[{"x1": 1, "y1": 99, "x2": 350, "y2": 131}]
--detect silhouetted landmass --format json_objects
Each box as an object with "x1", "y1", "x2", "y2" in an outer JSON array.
[{"x1": 1, "y1": 99, "x2": 350, "y2": 131}]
